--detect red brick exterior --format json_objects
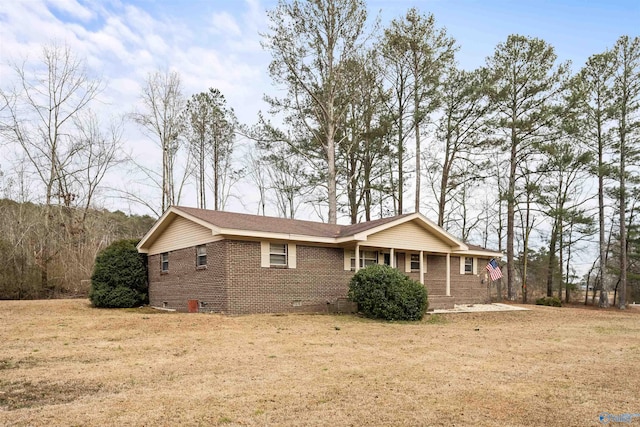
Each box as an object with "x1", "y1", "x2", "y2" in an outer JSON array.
[
  {"x1": 149, "y1": 240, "x2": 228, "y2": 313},
  {"x1": 147, "y1": 240, "x2": 490, "y2": 314}
]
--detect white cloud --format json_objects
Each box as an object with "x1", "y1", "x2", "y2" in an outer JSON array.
[
  {"x1": 45, "y1": 0, "x2": 95, "y2": 22},
  {"x1": 210, "y1": 11, "x2": 242, "y2": 37}
]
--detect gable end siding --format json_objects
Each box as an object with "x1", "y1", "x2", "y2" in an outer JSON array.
[
  {"x1": 148, "y1": 216, "x2": 217, "y2": 255},
  {"x1": 365, "y1": 221, "x2": 452, "y2": 252}
]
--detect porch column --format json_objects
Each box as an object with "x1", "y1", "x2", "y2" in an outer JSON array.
[
  {"x1": 419, "y1": 250, "x2": 424, "y2": 285},
  {"x1": 390, "y1": 248, "x2": 395, "y2": 268},
  {"x1": 446, "y1": 253, "x2": 451, "y2": 296},
  {"x1": 355, "y1": 243, "x2": 360, "y2": 272}
]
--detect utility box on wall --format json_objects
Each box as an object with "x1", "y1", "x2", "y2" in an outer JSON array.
[{"x1": 187, "y1": 299, "x2": 199, "y2": 313}]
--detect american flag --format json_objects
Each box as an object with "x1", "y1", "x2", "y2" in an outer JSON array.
[{"x1": 486, "y1": 259, "x2": 503, "y2": 281}]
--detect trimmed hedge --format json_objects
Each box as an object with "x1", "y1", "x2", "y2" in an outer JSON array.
[
  {"x1": 535, "y1": 296, "x2": 562, "y2": 307},
  {"x1": 348, "y1": 264, "x2": 428, "y2": 321},
  {"x1": 89, "y1": 239, "x2": 148, "y2": 308}
]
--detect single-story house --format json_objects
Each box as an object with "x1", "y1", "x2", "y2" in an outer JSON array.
[{"x1": 136, "y1": 206, "x2": 502, "y2": 314}]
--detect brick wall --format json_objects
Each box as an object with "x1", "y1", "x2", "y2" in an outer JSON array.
[
  {"x1": 453, "y1": 256, "x2": 491, "y2": 304},
  {"x1": 226, "y1": 241, "x2": 353, "y2": 315},
  {"x1": 148, "y1": 240, "x2": 228, "y2": 313},
  {"x1": 421, "y1": 255, "x2": 489, "y2": 304},
  {"x1": 147, "y1": 239, "x2": 491, "y2": 314},
  {"x1": 424, "y1": 255, "x2": 447, "y2": 295}
]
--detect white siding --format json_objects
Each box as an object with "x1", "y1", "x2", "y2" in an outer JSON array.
[
  {"x1": 365, "y1": 221, "x2": 452, "y2": 252},
  {"x1": 148, "y1": 216, "x2": 215, "y2": 255}
]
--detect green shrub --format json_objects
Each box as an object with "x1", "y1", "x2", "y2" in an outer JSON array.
[
  {"x1": 348, "y1": 264, "x2": 428, "y2": 321},
  {"x1": 89, "y1": 239, "x2": 148, "y2": 308},
  {"x1": 535, "y1": 296, "x2": 562, "y2": 307}
]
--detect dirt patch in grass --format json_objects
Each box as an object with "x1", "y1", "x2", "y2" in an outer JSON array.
[
  {"x1": 0, "y1": 299, "x2": 638, "y2": 426},
  {"x1": 0, "y1": 379, "x2": 106, "y2": 410}
]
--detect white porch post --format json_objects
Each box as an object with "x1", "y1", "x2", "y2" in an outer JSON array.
[
  {"x1": 419, "y1": 250, "x2": 424, "y2": 285},
  {"x1": 390, "y1": 248, "x2": 395, "y2": 268},
  {"x1": 446, "y1": 253, "x2": 451, "y2": 296},
  {"x1": 355, "y1": 243, "x2": 360, "y2": 272}
]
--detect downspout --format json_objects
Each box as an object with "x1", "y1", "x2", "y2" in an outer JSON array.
[{"x1": 446, "y1": 253, "x2": 451, "y2": 297}]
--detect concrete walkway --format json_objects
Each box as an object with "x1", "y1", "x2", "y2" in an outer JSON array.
[{"x1": 430, "y1": 303, "x2": 530, "y2": 314}]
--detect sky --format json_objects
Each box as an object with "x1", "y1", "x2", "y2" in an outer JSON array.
[{"x1": 1, "y1": 0, "x2": 639, "y2": 219}]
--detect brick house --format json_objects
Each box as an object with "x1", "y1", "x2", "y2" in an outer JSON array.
[{"x1": 136, "y1": 206, "x2": 502, "y2": 314}]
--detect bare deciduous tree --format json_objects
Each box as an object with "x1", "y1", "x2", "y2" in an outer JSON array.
[{"x1": 132, "y1": 70, "x2": 185, "y2": 213}]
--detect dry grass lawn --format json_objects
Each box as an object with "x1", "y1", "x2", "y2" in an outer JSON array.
[{"x1": 1, "y1": 300, "x2": 639, "y2": 426}]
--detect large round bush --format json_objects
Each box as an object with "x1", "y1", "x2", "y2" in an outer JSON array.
[
  {"x1": 89, "y1": 239, "x2": 148, "y2": 308},
  {"x1": 348, "y1": 264, "x2": 428, "y2": 321}
]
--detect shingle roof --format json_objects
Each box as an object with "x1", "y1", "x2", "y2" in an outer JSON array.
[
  {"x1": 176, "y1": 206, "x2": 343, "y2": 238},
  {"x1": 175, "y1": 206, "x2": 414, "y2": 239}
]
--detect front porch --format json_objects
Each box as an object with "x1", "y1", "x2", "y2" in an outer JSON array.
[{"x1": 344, "y1": 245, "x2": 491, "y2": 310}]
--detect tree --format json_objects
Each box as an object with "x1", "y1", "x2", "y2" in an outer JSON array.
[
  {"x1": 132, "y1": 70, "x2": 186, "y2": 213},
  {"x1": 611, "y1": 35, "x2": 640, "y2": 308},
  {"x1": 537, "y1": 140, "x2": 593, "y2": 301},
  {"x1": 382, "y1": 8, "x2": 456, "y2": 213},
  {"x1": 0, "y1": 42, "x2": 102, "y2": 291},
  {"x1": 336, "y1": 52, "x2": 393, "y2": 223},
  {"x1": 262, "y1": 0, "x2": 368, "y2": 224},
  {"x1": 431, "y1": 66, "x2": 490, "y2": 227},
  {"x1": 573, "y1": 50, "x2": 616, "y2": 307},
  {"x1": 182, "y1": 88, "x2": 238, "y2": 210},
  {"x1": 486, "y1": 35, "x2": 570, "y2": 300}
]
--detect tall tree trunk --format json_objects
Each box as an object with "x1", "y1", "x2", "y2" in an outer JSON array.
[
  {"x1": 619, "y1": 125, "x2": 627, "y2": 309},
  {"x1": 507, "y1": 128, "x2": 517, "y2": 300},
  {"x1": 327, "y1": 121, "x2": 337, "y2": 224},
  {"x1": 214, "y1": 137, "x2": 219, "y2": 211},
  {"x1": 598, "y1": 120, "x2": 609, "y2": 307},
  {"x1": 397, "y1": 106, "x2": 404, "y2": 214},
  {"x1": 547, "y1": 221, "x2": 558, "y2": 297}
]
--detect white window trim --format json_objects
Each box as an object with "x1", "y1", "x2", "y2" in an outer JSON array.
[
  {"x1": 270, "y1": 243, "x2": 288, "y2": 266},
  {"x1": 344, "y1": 249, "x2": 378, "y2": 271},
  {"x1": 461, "y1": 256, "x2": 476, "y2": 275},
  {"x1": 261, "y1": 242, "x2": 296, "y2": 268},
  {"x1": 196, "y1": 245, "x2": 207, "y2": 267},
  {"x1": 161, "y1": 252, "x2": 169, "y2": 273},
  {"x1": 410, "y1": 253, "x2": 421, "y2": 272}
]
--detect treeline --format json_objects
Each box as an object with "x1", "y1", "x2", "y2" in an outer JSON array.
[
  {"x1": 250, "y1": 1, "x2": 640, "y2": 307},
  {"x1": 0, "y1": 199, "x2": 154, "y2": 299},
  {"x1": 0, "y1": 0, "x2": 638, "y2": 306}
]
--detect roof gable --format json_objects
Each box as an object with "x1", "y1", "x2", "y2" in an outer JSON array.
[{"x1": 137, "y1": 207, "x2": 499, "y2": 256}]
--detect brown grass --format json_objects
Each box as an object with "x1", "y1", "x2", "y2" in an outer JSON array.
[{"x1": 0, "y1": 300, "x2": 638, "y2": 426}]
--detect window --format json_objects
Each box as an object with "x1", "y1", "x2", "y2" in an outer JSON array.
[
  {"x1": 261, "y1": 242, "x2": 296, "y2": 268},
  {"x1": 465, "y1": 256, "x2": 473, "y2": 274},
  {"x1": 196, "y1": 245, "x2": 207, "y2": 267},
  {"x1": 270, "y1": 243, "x2": 287, "y2": 266},
  {"x1": 350, "y1": 250, "x2": 378, "y2": 270},
  {"x1": 161, "y1": 252, "x2": 169, "y2": 273},
  {"x1": 411, "y1": 254, "x2": 421, "y2": 271}
]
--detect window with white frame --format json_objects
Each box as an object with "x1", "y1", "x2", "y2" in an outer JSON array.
[
  {"x1": 269, "y1": 243, "x2": 288, "y2": 266},
  {"x1": 350, "y1": 250, "x2": 378, "y2": 270},
  {"x1": 196, "y1": 245, "x2": 207, "y2": 267},
  {"x1": 410, "y1": 254, "x2": 420, "y2": 271},
  {"x1": 465, "y1": 256, "x2": 473, "y2": 274},
  {"x1": 161, "y1": 252, "x2": 169, "y2": 272}
]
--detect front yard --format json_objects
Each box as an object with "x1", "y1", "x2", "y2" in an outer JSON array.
[{"x1": 0, "y1": 300, "x2": 638, "y2": 426}]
